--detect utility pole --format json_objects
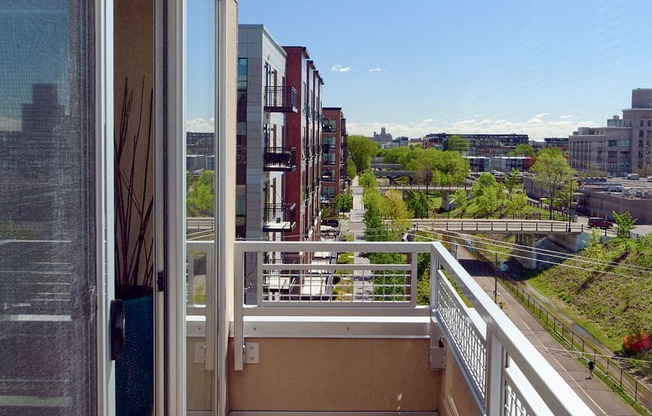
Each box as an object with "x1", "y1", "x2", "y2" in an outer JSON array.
[
  {"x1": 494, "y1": 253, "x2": 498, "y2": 303},
  {"x1": 567, "y1": 177, "x2": 573, "y2": 232}
]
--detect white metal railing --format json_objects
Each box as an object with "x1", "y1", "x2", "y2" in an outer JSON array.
[{"x1": 233, "y1": 240, "x2": 596, "y2": 416}]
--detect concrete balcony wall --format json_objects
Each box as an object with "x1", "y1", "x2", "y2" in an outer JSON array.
[
  {"x1": 439, "y1": 351, "x2": 483, "y2": 416},
  {"x1": 227, "y1": 338, "x2": 441, "y2": 412},
  {"x1": 187, "y1": 334, "x2": 213, "y2": 411}
]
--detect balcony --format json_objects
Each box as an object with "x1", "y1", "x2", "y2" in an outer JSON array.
[
  {"x1": 263, "y1": 146, "x2": 297, "y2": 171},
  {"x1": 225, "y1": 241, "x2": 595, "y2": 415},
  {"x1": 322, "y1": 172, "x2": 334, "y2": 182},
  {"x1": 264, "y1": 86, "x2": 297, "y2": 113},
  {"x1": 262, "y1": 203, "x2": 296, "y2": 232},
  {"x1": 322, "y1": 120, "x2": 336, "y2": 132}
]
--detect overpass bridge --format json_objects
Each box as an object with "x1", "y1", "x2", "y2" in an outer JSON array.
[
  {"x1": 378, "y1": 183, "x2": 472, "y2": 210},
  {"x1": 409, "y1": 219, "x2": 590, "y2": 270}
]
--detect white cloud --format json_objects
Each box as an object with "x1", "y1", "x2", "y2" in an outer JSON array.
[
  {"x1": 368, "y1": 67, "x2": 382, "y2": 73},
  {"x1": 331, "y1": 65, "x2": 354, "y2": 73},
  {"x1": 559, "y1": 114, "x2": 574, "y2": 119},
  {"x1": 534, "y1": 112, "x2": 550, "y2": 119},
  {"x1": 186, "y1": 118, "x2": 215, "y2": 133}
]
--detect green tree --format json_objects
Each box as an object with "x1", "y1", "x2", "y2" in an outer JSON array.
[
  {"x1": 333, "y1": 192, "x2": 353, "y2": 213},
  {"x1": 613, "y1": 211, "x2": 637, "y2": 239},
  {"x1": 504, "y1": 168, "x2": 523, "y2": 194},
  {"x1": 348, "y1": 135, "x2": 378, "y2": 173},
  {"x1": 530, "y1": 148, "x2": 575, "y2": 220},
  {"x1": 187, "y1": 170, "x2": 215, "y2": 217},
  {"x1": 404, "y1": 191, "x2": 429, "y2": 218},
  {"x1": 382, "y1": 146, "x2": 412, "y2": 164},
  {"x1": 451, "y1": 188, "x2": 468, "y2": 216},
  {"x1": 380, "y1": 190, "x2": 412, "y2": 237},
  {"x1": 346, "y1": 158, "x2": 357, "y2": 179},
  {"x1": 504, "y1": 189, "x2": 527, "y2": 215},
  {"x1": 363, "y1": 188, "x2": 390, "y2": 242},
  {"x1": 358, "y1": 170, "x2": 377, "y2": 188},
  {"x1": 510, "y1": 143, "x2": 535, "y2": 157},
  {"x1": 471, "y1": 173, "x2": 503, "y2": 217},
  {"x1": 445, "y1": 135, "x2": 469, "y2": 153}
]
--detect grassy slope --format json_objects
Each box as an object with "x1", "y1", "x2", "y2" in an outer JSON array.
[{"x1": 528, "y1": 236, "x2": 652, "y2": 353}]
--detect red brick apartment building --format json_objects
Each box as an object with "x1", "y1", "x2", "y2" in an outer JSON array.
[
  {"x1": 283, "y1": 46, "x2": 324, "y2": 242},
  {"x1": 322, "y1": 107, "x2": 348, "y2": 205}
]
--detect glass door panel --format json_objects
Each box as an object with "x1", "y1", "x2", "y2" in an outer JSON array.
[
  {"x1": 186, "y1": 0, "x2": 216, "y2": 412},
  {"x1": 0, "y1": 1, "x2": 99, "y2": 415}
]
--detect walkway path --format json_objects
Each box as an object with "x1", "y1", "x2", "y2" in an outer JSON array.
[
  {"x1": 348, "y1": 176, "x2": 373, "y2": 300},
  {"x1": 456, "y1": 249, "x2": 636, "y2": 416}
]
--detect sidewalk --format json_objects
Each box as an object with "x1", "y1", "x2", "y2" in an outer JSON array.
[{"x1": 348, "y1": 176, "x2": 372, "y2": 300}]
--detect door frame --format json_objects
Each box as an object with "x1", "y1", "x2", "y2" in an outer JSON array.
[
  {"x1": 96, "y1": 0, "x2": 116, "y2": 414},
  {"x1": 154, "y1": 0, "x2": 187, "y2": 414}
]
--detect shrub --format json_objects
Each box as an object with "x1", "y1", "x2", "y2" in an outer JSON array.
[{"x1": 623, "y1": 329, "x2": 652, "y2": 355}]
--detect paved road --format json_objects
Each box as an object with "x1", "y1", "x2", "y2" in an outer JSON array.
[{"x1": 456, "y1": 248, "x2": 636, "y2": 416}]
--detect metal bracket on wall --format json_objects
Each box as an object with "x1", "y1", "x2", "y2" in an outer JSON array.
[{"x1": 244, "y1": 342, "x2": 260, "y2": 364}]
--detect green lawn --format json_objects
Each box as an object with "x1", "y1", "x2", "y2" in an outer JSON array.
[{"x1": 528, "y1": 236, "x2": 652, "y2": 358}]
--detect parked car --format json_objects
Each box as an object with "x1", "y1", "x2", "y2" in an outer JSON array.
[{"x1": 587, "y1": 217, "x2": 613, "y2": 229}]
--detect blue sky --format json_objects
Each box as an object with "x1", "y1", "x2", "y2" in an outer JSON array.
[{"x1": 189, "y1": 0, "x2": 652, "y2": 141}]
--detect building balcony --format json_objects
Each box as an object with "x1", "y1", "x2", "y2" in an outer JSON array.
[
  {"x1": 212, "y1": 240, "x2": 596, "y2": 415},
  {"x1": 263, "y1": 146, "x2": 297, "y2": 171},
  {"x1": 321, "y1": 173, "x2": 334, "y2": 182},
  {"x1": 264, "y1": 86, "x2": 298, "y2": 113},
  {"x1": 262, "y1": 203, "x2": 296, "y2": 232}
]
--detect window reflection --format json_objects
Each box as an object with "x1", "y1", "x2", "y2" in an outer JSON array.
[{"x1": 0, "y1": 1, "x2": 96, "y2": 414}]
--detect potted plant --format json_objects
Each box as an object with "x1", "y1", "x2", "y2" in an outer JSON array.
[{"x1": 114, "y1": 76, "x2": 154, "y2": 415}]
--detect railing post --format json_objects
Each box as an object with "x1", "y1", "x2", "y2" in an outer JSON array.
[
  {"x1": 256, "y1": 251, "x2": 264, "y2": 306},
  {"x1": 430, "y1": 244, "x2": 440, "y2": 309},
  {"x1": 234, "y1": 244, "x2": 245, "y2": 371},
  {"x1": 410, "y1": 248, "x2": 418, "y2": 306},
  {"x1": 485, "y1": 329, "x2": 505, "y2": 416}
]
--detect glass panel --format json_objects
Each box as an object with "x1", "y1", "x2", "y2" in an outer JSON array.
[
  {"x1": 0, "y1": 1, "x2": 96, "y2": 415},
  {"x1": 186, "y1": 0, "x2": 215, "y2": 412},
  {"x1": 186, "y1": 0, "x2": 216, "y2": 306}
]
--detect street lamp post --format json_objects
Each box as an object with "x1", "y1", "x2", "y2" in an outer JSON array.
[{"x1": 568, "y1": 178, "x2": 573, "y2": 231}]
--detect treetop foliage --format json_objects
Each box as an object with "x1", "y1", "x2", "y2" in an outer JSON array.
[{"x1": 348, "y1": 135, "x2": 379, "y2": 174}]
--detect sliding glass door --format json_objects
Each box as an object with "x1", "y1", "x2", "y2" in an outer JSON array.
[{"x1": 0, "y1": 1, "x2": 112, "y2": 415}]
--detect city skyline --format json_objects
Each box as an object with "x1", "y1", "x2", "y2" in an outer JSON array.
[{"x1": 219, "y1": 0, "x2": 650, "y2": 141}]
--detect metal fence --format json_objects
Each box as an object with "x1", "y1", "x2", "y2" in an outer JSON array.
[{"x1": 501, "y1": 278, "x2": 652, "y2": 412}]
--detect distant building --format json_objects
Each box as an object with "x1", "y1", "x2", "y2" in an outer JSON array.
[
  {"x1": 543, "y1": 137, "x2": 569, "y2": 152},
  {"x1": 386, "y1": 136, "x2": 409, "y2": 148},
  {"x1": 372, "y1": 127, "x2": 392, "y2": 143},
  {"x1": 187, "y1": 132, "x2": 214, "y2": 157},
  {"x1": 424, "y1": 133, "x2": 529, "y2": 156},
  {"x1": 321, "y1": 107, "x2": 347, "y2": 206},
  {"x1": 283, "y1": 46, "x2": 324, "y2": 244},
  {"x1": 569, "y1": 88, "x2": 652, "y2": 176},
  {"x1": 237, "y1": 25, "x2": 295, "y2": 242}
]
